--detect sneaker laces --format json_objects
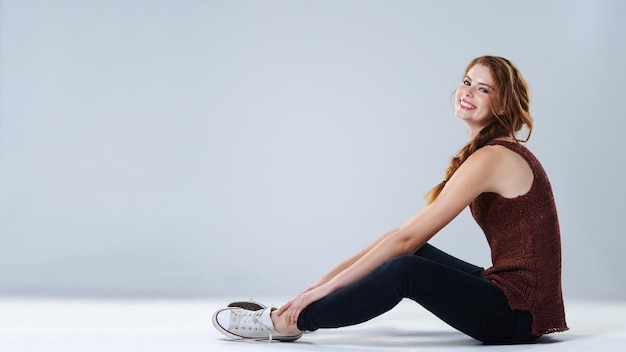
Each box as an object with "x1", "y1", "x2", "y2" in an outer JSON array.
[{"x1": 231, "y1": 309, "x2": 275, "y2": 341}]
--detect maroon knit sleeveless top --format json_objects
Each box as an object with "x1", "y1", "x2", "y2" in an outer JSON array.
[{"x1": 470, "y1": 140, "x2": 568, "y2": 336}]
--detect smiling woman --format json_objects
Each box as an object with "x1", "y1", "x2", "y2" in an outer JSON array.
[
  {"x1": 456, "y1": 65, "x2": 499, "y2": 128},
  {"x1": 425, "y1": 56, "x2": 533, "y2": 204},
  {"x1": 211, "y1": 56, "x2": 568, "y2": 344}
]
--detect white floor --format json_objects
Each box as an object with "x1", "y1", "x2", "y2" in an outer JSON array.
[{"x1": 0, "y1": 297, "x2": 625, "y2": 352}]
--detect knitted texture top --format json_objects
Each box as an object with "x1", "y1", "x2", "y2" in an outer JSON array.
[{"x1": 470, "y1": 140, "x2": 568, "y2": 336}]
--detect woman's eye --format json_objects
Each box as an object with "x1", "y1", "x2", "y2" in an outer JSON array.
[
  {"x1": 463, "y1": 80, "x2": 471, "y2": 86},
  {"x1": 479, "y1": 87, "x2": 489, "y2": 93}
]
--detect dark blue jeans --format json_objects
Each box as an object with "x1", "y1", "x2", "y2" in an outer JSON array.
[{"x1": 297, "y1": 243, "x2": 539, "y2": 344}]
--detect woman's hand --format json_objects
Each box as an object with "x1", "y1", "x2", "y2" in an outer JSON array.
[{"x1": 275, "y1": 284, "x2": 333, "y2": 326}]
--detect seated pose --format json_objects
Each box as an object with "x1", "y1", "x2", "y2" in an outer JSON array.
[{"x1": 212, "y1": 55, "x2": 568, "y2": 344}]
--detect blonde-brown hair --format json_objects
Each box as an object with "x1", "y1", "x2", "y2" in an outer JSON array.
[{"x1": 424, "y1": 56, "x2": 533, "y2": 204}]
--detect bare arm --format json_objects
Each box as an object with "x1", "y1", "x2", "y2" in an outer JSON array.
[
  {"x1": 302, "y1": 227, "x2": 400, "y2": 292},
  {"x1": 277, "y1": 147, "x2": 502, "y2": 324}
]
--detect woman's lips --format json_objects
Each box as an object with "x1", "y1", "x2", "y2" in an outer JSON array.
[{"x1": 459, "y1": 99, "x2": 476, "y2": 110}]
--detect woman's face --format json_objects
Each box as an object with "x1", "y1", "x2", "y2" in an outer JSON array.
[{"x1": 454, "y1": 64, "x2": 498, "y2": 131}]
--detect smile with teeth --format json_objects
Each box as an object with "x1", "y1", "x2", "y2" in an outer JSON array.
[{"x1": 460, "y1": 100, "x2": 476, "y2": 110}]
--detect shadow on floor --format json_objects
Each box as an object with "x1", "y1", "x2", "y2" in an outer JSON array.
[{"x1": 218, "y1": 327, "x2": 580, "y2": 351}]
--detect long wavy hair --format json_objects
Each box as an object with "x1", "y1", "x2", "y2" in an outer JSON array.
[{"x1": 424, "y1": 56, "x2": 533, "y2": 204}]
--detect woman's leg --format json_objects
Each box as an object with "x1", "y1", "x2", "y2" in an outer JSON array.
[
  {"x1": 295, "y1": 254, "x2": 537, "y2": 344},
  {"x1": 413, "y1": 243, "x2": 484, "y2": 278}
]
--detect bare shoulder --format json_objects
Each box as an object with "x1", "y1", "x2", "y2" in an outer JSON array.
[
  {"x1": 460, "y1": 144, "x2": 511, "y2": 173},
  {"x1": 468, "y1": 143, "x2": 533, "y2": 198},
  {"x1": 478, "y1": 143, "x2": 530, "y2": 167},
  {"x1": 467, "y1": 143, "x2": 507, "y2": 162}
]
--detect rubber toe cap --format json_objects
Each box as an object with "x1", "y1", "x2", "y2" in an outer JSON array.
[{"x1": 213, "y1": 309, "x2": 231, "y2": 329}]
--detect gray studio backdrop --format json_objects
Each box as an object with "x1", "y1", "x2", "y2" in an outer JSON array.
[{"x1": 1, "y1": 0, "x2": 624, "y2": 300}]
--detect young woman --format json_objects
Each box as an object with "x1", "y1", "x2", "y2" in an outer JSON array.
[{"x1": 212, "y1": 56, "x2": 568, "y2": 344}]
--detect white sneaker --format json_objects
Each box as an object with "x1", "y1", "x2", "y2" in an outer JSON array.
[
  {"x1": 212, "y1": 307, "x2": 302, "y2": 342},
  {"x1": 227, "y1": 299, "x2": 267, "y2": 311}
]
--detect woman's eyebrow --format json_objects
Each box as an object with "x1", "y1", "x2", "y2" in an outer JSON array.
[{"x1": 466, "y1": 75, "x2": 493, "y2": 89}]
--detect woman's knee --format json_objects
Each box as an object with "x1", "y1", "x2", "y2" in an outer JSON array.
[{"x1": 376, "y1": 255, "x2": 435, "y2": 281}]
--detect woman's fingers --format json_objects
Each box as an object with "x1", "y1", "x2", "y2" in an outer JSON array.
[
  {"x1": 279, "y1": 285, "x2": 329, "y2": 325},
  {"x1": 276, "y1": 299, "x2": 295, "y2": 316},
  {"x1": 287, "y1": 306, "x2": 300, "y2": 325},
  {"x1": 286, "y1": 294, "x2": 309, "y2": 325},
  {"x1": 283, "y1": 302, "x2": 297, "y2": 325}
]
